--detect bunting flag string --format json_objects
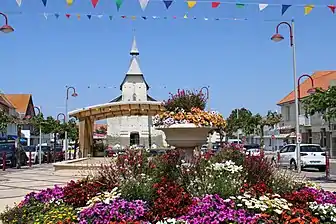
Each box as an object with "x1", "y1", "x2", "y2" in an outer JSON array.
[{"x1": 5, "y1": 0, "x2": 336, "y2": 16}]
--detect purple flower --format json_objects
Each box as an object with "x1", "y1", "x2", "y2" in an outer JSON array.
[
  {"x1": 179, "y1": 194, "x2": 254, "y2": 224},
  {"x1": 20, "y1": 185, "x2": 64, "y2": 206}
]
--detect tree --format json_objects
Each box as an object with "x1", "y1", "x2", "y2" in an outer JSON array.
[
  {"x1": 225, "y1": 108, "x2": 258, "y2": 137},
  {"x1": 0, "y1": 109, "x2": 11, "y2": 135},
  {"x1": 95, "y1": 126, "x2": 107, "y2": 135},
  {"x1": 255, "y1": 110, "x2": 282, "y2": 149},
  {"x1": 303, "y1": 86, "x2": 336, "y2": 121}
]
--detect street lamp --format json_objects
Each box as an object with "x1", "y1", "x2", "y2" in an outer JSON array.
[
  {"x1": 0, "y1": 12, "x2": 14, "y2": 33},
  {"x1": 65, "y1": 86, "x2": 78, "y2": 160},
  {"x1": 34, "y1": 106, "x2": 42, "y2": 165},
  {"x1": 298, "y1": 74, "x2": 315, "y2": 107},
  {"x1": 56, "y1": 113, "x2": 66, "y2": 154},
  {"x1": 271, "y1": 19, "x2": 302, "y2": 172},
  {"x1": 199, "y1": 86, "x2": 210, "y2": 112}
]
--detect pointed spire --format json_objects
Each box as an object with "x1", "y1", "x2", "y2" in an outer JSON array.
[
  {"x1": 130, "y1": 36, "x2": 139, "y2": 56},
  {"x1": 127, "y1": 57, "x2": 142, "y2": 74}
]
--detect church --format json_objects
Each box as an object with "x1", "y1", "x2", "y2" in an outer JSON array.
[{"x1": 106, "y1": 37, "x2": 165, "y2": 149}]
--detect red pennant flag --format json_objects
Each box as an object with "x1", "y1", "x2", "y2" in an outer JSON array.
[
  {"x1": 328, "y1": 5, "x2": 336, "y2": 14},
  {"x1": 121, "y1": 15, "x2": 126, "y2": 18},
  {"x1": 91, "y1": 0, "x2": 99, "y2": 8},
  {"x1": 212, "y1": 2, "x2": 220, "y2": 8},
  {"x1": 66, "y1": 14, "x2": 71, "y2": 18}
]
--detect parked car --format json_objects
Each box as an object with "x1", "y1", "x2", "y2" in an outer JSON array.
[
  {"x1": 245, "y1": 148, "x2": 260, "y2": 156},
  {"x1": 52, "y1": 146, "x2": 64, "y2": 162},
  {"x1": 24, "y1": 145, "x2": 46, "y2": 164},
  {"x1": 0, "y1": 143, "x2": 28, "y2": 167},
  {"x1": 277, "y1": 144, "x2": 326, "y2": 172}
]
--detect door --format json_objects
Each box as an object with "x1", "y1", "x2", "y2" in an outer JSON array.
[{"x1": 279, "y1": 146, "x2": 288, "y2": 167}]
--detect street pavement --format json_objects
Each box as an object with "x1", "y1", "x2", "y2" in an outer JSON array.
[{"x1": 0, "y1": 164, "x2": 83, "y2": 213}]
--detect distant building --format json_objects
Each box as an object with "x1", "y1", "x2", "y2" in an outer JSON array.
[
  {"x1": 277, "y1": 70, "x2": 336, "y2": 157},
  {"x1": 0, "y1": 94, "x2": 18, "y2": 137},
  {"x1": 106, "y1": 37, "x2": 165, "y2": 148}
]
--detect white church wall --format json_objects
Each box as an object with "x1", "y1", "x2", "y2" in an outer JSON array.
[{"x1": 122, "y1": 76, "x2": 147, "y2": 102}]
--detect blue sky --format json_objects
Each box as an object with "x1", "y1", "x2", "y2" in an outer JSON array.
[{"x1": 1, "y1": 0, "x2": 336, "y2": 119}]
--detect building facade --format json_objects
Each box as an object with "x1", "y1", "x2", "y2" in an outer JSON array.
[
  {"x1": 0, "y1": 94, "x2": 18, "y2": 137},
  {"x1": 106, "y1": 37, "x2": 165, "y2": 148},
  {"x1": 277, "y1": 71, "x2": 336, "y2": 157}
]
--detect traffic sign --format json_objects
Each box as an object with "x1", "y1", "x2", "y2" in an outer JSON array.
[{"x1": 297, "y1": 133, "x2": 302, "y2": 144}]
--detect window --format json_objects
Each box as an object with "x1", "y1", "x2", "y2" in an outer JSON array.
[
  {"x1": 280, "y1": 146, "x2": 288, "y2": 153},
  {"x1": 287, "y1": 145, "x2": 296, "y2": 152},
  {"x1": 130, "y1": 132, "x2": 140, "y2": 146},
  {"x1": 307, "y1": 129, "x2": 312, "y2": 144},
  {"x1": 300, "y1": 145, "x2": 323, "y2": 152},
  {"x1": 133, "y1": 93, "x2": 137, "y2": 101},
  {"x1": 286, "y1": 106, "x2": 290, "y2": 121}
]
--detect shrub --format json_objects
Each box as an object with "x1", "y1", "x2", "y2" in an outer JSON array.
[
  {"x1": 212, "y1": 143, "x2": 246, "y2": 166},
  {"x1": 243, "y1": 155, "x2": 273, "y2": 185},
  {"x1": 62, "y1": 178, "x2": 111, "y2": 207},
  {"x1": 120, "y1": 175, "x2": 155, "y2": 202},
  {"x1": 148, "y1": 177, "x2": 192, "y2": 221},
  {"x1": 164, "y1": 89, "x2": 206, "y2": 112},
  {"x1": 152, "y1": 149, "x2": 182, "y2": 182},
  {"x1": 269, "y1": 169, "x2": 306, "y2": 195}
]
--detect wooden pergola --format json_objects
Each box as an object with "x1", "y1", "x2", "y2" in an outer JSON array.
[{"x1": 69, "y1": 101, "x2": 164, "y2": 157}]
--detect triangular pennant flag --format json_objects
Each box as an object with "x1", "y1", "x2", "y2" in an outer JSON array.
[
  {"x1": 116, "y1": 0, "x2": 123, "y2": 11},
  {"x1": 183, "y1": 14, "x2": 188, "y2": 19},
  {"x1": 304, "y1": 5, "x2": 314, "y2": 15},
  {"x1": 236, "y1": 3, "x2": 244, "y2": 8},
  {"x1": 66, "y1": 14, "x2": 71, "y2": 18},
  {"x1": 16, "y1": 0, "x2": 22, "y2": 7},
  {"x1": 66, "y1": 0, "x2": 73, "y2": 6},
  {"x1": 87, "y1": 15, "x2": 92, "y2": 19},
  {"x1": 121, "y1": 15, "x2": 126, "y2": 18},
  {"x1": 55, "y1": 13, "x2": 60, "y2": 19},
  {"x1": 204, "y1": 17, "x2": 209, "y2": 21},
  {"x1": 328, "y1": 5, "x2": 336, "y2": 14},
  {"x1": 131, "y1": 16, "x2": 136, "y2": 20},
  {"x1": 259, "y1": 4, "x2": 268, "y2": 11},
  {"x1": 139, "y1": 0, "x2": 149, "y2": 11},
  {"x1": 109, "y1": 15, "x2": 113, "y2": 20},
  {"x1": 173, "y1": 16, "x2": 177, "y2": 19},
  {"x1": 91, "y1": 0, "x2": 99, "y2": 8},
  {"x1": 164, "y1": 16, "x2": 167, "y2": 19},
  {"x1": 142, "y1": 16, "x2": 147, "y2": 20},
  {"x1": 211, "y1": 2, "x2": 220, "y2": 8},
  {"x1": 43, "y1": 12, "x2": 48, "y2": 20},
  {"x1": 42, "y1": 0, "x2": 47, "y2": 7},
  {"x1": 187, "y1": 1, "x2": 196, "y2": 9},
  {"x1": 97, "y1": 14, "x2": 103, "y2": 18},
  {"x1": 77, "y1": 14, "x2": 81, "y2": 19},
  {"x1": 281, "y1": 5, "x2": 291, "y2": 15},
  {"x1": 163, "y1": 0, "x2": 173, "y2": 9},
  {"x1": 215, "y1": 18, "x2": 219, "y2": 20}
]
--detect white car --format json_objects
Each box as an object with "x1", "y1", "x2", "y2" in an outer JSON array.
[
  {"x1": 245, "y1": 148, "x2": 260, "y2": 156},
  {"x1": 278, "y1": 144, "x2": 326, "y2": 172},
  {"x1": 24, "y1": 146, "x2": 46, "y2": 164}
]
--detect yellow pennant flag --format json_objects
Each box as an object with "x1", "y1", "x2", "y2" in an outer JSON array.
[
  {"x1": 131, "y1": 16, "x2": 136, "y2": 20},
  {"x1": 184, "y1": 14, "x2": 188, "y2": 19},
  {"x1": 66, "y1": 0, "x2": 74, "y2": 6},
  {"x1": 76, "y1": 14, "x2": 81, "y2": 20},
  {"x1": 187, "y1": 1, "x2": 197, "y2": 9},
  {"x1": 304, "y1": 5, "x2": 314, "y2": 15}
]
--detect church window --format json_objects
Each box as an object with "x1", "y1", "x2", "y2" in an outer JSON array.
[
  {"x1": 130, "y1": 132, "x2": 140, "y2": 145},
  {"x1": 133, "y1": 93, "x2": 137, "y2": 101}
]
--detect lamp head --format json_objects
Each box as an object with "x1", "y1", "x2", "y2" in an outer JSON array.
[
  {"x1": 72, "y1": 92, "x2": 78, "y2": 97},
  {"x1": 271, "y1": 33, "x2": 284, "y2": 42},
  {"x1": 307, "y1": 88, "x2": 316, "y2": 95},
  {"x1": 0, "y1": 24, "x2": 14, "y2": 33}
]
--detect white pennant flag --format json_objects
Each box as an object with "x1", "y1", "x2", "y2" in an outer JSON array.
[
  {"x1": 97, "y1": 14, "x2": 103, "y2": 19},
  {"x1": 43, "y1": 12, "x2": 48, "y2": 20},
  {"x1": 16, "y1": 0, "x2": 22, "y2": 7},
  {"x1": 259, "y1": 4, "x2": 268, "y2": 11},
  {"x1": 139, "y1": 0, "x2": 149, "y2": 11}
]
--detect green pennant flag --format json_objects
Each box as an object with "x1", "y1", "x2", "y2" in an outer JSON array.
[
  {"x1": 116, "y1": 0, "x2": 123, "y2": 11},
  {"x1": 236, "y1": 3, "x2": 245, "y2": 8},
  {"x1": 109, "y1": 15, "x2": 113, "y2": 20}
]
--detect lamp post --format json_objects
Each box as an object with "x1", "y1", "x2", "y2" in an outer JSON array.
[
  {"x1": 56, "y1": 113, "x2": 66, "y2": 157},
  {"x1": 298, "y1": 74, "x2": 315, "y2": 115},
  {"x1": 271, "y1": 19, "x2": 301, "y2": 172},
  {"x1": 0, "y1": 12, "x2": 14, "y2": 33},
  {"x1": 65, "y1": 86, "x2": 78, "y2": 160},
  {"x1": 200, "y1": 86, "x2": 211, "y2": 149},
  {"x1": 34, "y1": 106, "x2": 42, "y2": 165}
]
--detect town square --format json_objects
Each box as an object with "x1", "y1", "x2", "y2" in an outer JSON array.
[{"x1": 1, "y1": 0, "x2": 336, "y2": 223}]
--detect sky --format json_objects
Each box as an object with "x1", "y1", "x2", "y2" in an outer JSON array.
[{"x1": 1, "y1": 0, "x2": 336, "y2": 119}]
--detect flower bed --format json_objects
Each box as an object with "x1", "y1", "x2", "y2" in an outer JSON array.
[{"x1": 1, "y1": 144, "x2": 335, "y2": 224}]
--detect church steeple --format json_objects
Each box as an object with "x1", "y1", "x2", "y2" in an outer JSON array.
[
  {"x1": 130, "y1": 36, "x2": 139, "y2": 56},
  {"x1": 120, "y1": 36, "x2": 149, "y2": 91}
]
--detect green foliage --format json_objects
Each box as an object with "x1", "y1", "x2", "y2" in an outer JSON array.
[
  {"x1": 120, "y1": 177, "x2": 155, "y2": 202},
  {"x1": 303, "y1": 86, "x2": 336, "y2": 121},
  {"x1": 225, "y1": 108, "x2": 258, "y2": 136},
  {"x1": 164, "y1": 89, "x2": 206, "y2": 112},
  {"x1": 0, "y1": 109, "x2": 12, "y2": 133}
]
